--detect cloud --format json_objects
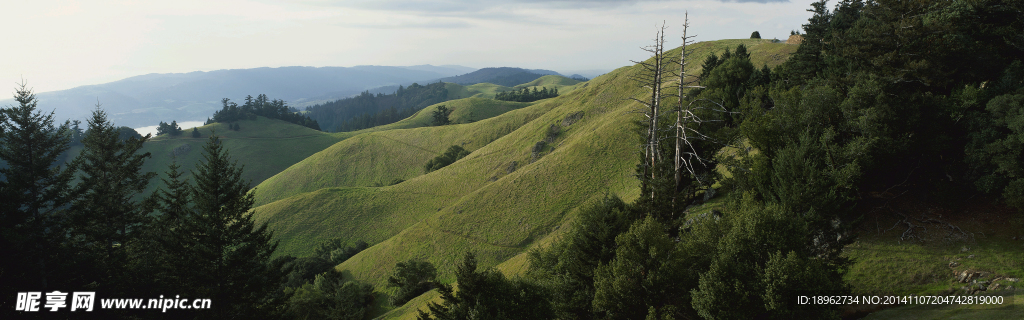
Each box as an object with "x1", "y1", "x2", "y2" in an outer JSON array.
[
  {"x1": 303, "y1": 0, "x2": 651, "y2": 11},
  {"x1": 301, "y1": 0, "x2": 651, "y2": 18},
  {"x1": 340, "y1": 19, "x2": 474, "y2": 29},
  {"x1": 718, "y1": 0, "x2": 789, "y2": 3}
]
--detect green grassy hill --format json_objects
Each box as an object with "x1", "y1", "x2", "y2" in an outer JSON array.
[
  {"x1": 461, "y1": 83, "x2": 513, "y2": 98},
  {"x1": 251, "y1": 97, "x2": 537, "y2": 207},
  {"x1": 137, "y1": 116, "x2": 346, "y2": 197},
  {"x1": 513, "y1": 74, "x2": 586, "y2": 94},
  {"x1": 250, "y1": 39, "x2": 799, "y2": 318}
]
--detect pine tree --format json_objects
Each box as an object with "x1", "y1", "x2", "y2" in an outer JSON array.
[
  {"x1": 68, "y1": 106, "x2": 157, "y2": 296},
  {"x1": 169, "y1": 120, "x2": 182, "y2": 135},
  {"x1": 172, "y1": 133, "x2": 285, "y2": 318},
  {"x1": 699, "y1": 53, "x2": 720, "y2": 84},
  {"x1": 592, "y1": 217, "x2": 691, "y2": 320},
  {"x1": 0, "y1": 82, "x2": 77, "y2": 293},
  {"x1": 138, "y1": 160, "x2": 196, "y2": 298}
]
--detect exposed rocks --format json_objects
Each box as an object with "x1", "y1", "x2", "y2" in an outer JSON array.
[
  {"x1": 545, "y1": 124, "x2": 560, "y2": 143},
  {"x1": 561, "y1": 111, "x2": 584, "y2": 127},
  {"x1": 531, "y1": 141, "x2": 547, "y2": 162},
  {"x1": 957, "y1": 270, "x2": 981, "y2": 283},
  {"x1": 506, "y1": 161, "x2": 517, "y2": 174}
]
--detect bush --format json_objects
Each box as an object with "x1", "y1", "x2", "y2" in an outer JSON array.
[
  {"x1": 751, "y1": 31, "x2": 761, "y2": 39},
  {"x1": 314, "y1": 238, "x2": 369, "y2": 264},
  {"x1": 424, "y1": 145, "x2": 471, "y2": 173}
]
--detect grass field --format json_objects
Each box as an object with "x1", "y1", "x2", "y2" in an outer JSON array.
[{"x1": 249, "y1": 39, "x2": 801, "y2": 318}]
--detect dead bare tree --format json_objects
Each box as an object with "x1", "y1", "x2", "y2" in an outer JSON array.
[
  {"x1": 629, "y1": 21, "x2": 673, "y2": 200},
  {"x1": 669, "y1": 13, "x2": 739, "y2": 211},
  {"x1": 674, "y1": 13, "x2": 702, "y2": 194}
]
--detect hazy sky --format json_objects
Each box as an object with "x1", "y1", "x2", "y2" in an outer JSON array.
[{"x1": 4, "y1": 0, "x2": 816, "y2": 93}]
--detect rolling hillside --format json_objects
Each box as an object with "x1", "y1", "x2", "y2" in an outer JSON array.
[
  {"x1": 137, "y1": 116, "x2": 346, "y2": 197},
  {"x1": 250, "y1": 39, "x2": 798, "y2": 317}
]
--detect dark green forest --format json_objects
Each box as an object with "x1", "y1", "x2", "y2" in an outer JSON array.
[
  {"x1": 305, "y1": 82, "x2": 450, "y2": 132},
  {"x1": 2, "y1": 0, "x2": 1022, "y2": 319},
  {"x1": 494, "y1": 87, "x2": 559, "y2": 102}
]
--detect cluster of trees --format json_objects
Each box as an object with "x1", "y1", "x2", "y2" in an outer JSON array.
[
  {"x1": 207, "y1": 94, "x2": 321, "y2": 131},
  {"x1": 305, "y1": 82, "x2": 450, "y2": 132},
  {"x1": 156, "y1": 120, "x2": 184, "y2": 136},
  {"x1": 424, "y1": 145, "x2": 470, "y2": 173},
  {"x1": 0, "y1": 85, "x2": 282, "y2": 318},
  {"x1": 0, "y1": 86, "x2": 374, "y2": 319},
  {"x1": 279, "y1": 239, "x2": 375, "y2": 319},
  {"x1": 494, "y1": 87, "x2": 558, "y2": 102}
]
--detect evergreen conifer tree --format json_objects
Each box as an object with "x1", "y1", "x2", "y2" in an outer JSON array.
[
  {"x1": 68, "y1": 106, "x2": 156, "y2": 296},
  {"x1": 0, "y1": 82, "x2": 77, "y2": 293},
  {"x1": 169, "y1": 133, "x2": 284, "y2": 318}
]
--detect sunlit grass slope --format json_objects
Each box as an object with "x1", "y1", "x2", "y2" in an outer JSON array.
[
  {"x1": 252, "y1": 39, "x2": 797, "y2": 317},
  {"x1": 137, "y1": 116, "x2": 344, "y2": 197},
  {"x1": 514, "y1": 75, "x2": 583, "y2": 89},
  {"x1": 513, "y1": 75, "x2": 587, "y2": 95},
  {"x1": 462, "y1": 83, "x2": 512, "y2": 98},
  {"x1": 252, "y1": 98, "x2": 539, "y2": 207}
]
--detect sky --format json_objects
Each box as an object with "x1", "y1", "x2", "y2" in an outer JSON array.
[{"x1": 3, "y1": 0, "x2": 817, "y2": 93}]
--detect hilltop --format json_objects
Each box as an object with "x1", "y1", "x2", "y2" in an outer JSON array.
[{"x1": 437, "y1": 67, "x2": 563, "y2": 87}]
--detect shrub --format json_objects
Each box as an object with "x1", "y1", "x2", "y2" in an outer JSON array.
[{"x1": 424, "y1": 145, "x2": 470, "y2": 173}]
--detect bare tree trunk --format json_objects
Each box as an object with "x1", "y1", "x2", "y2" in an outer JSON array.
[
  {"x1": 675, "y1": 13, "x2": 693, "y2": 195},
  {"x1": 630, "y1": 22, "x2": 671, "y2": 201}
]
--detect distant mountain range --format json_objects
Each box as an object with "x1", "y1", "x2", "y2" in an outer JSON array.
[
  {"x1": 1, "y1": 65, "x2": 476, "y2": 128},
  {"x1": 437, "y1": 67, "x2": 562, "y2": 86}
]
